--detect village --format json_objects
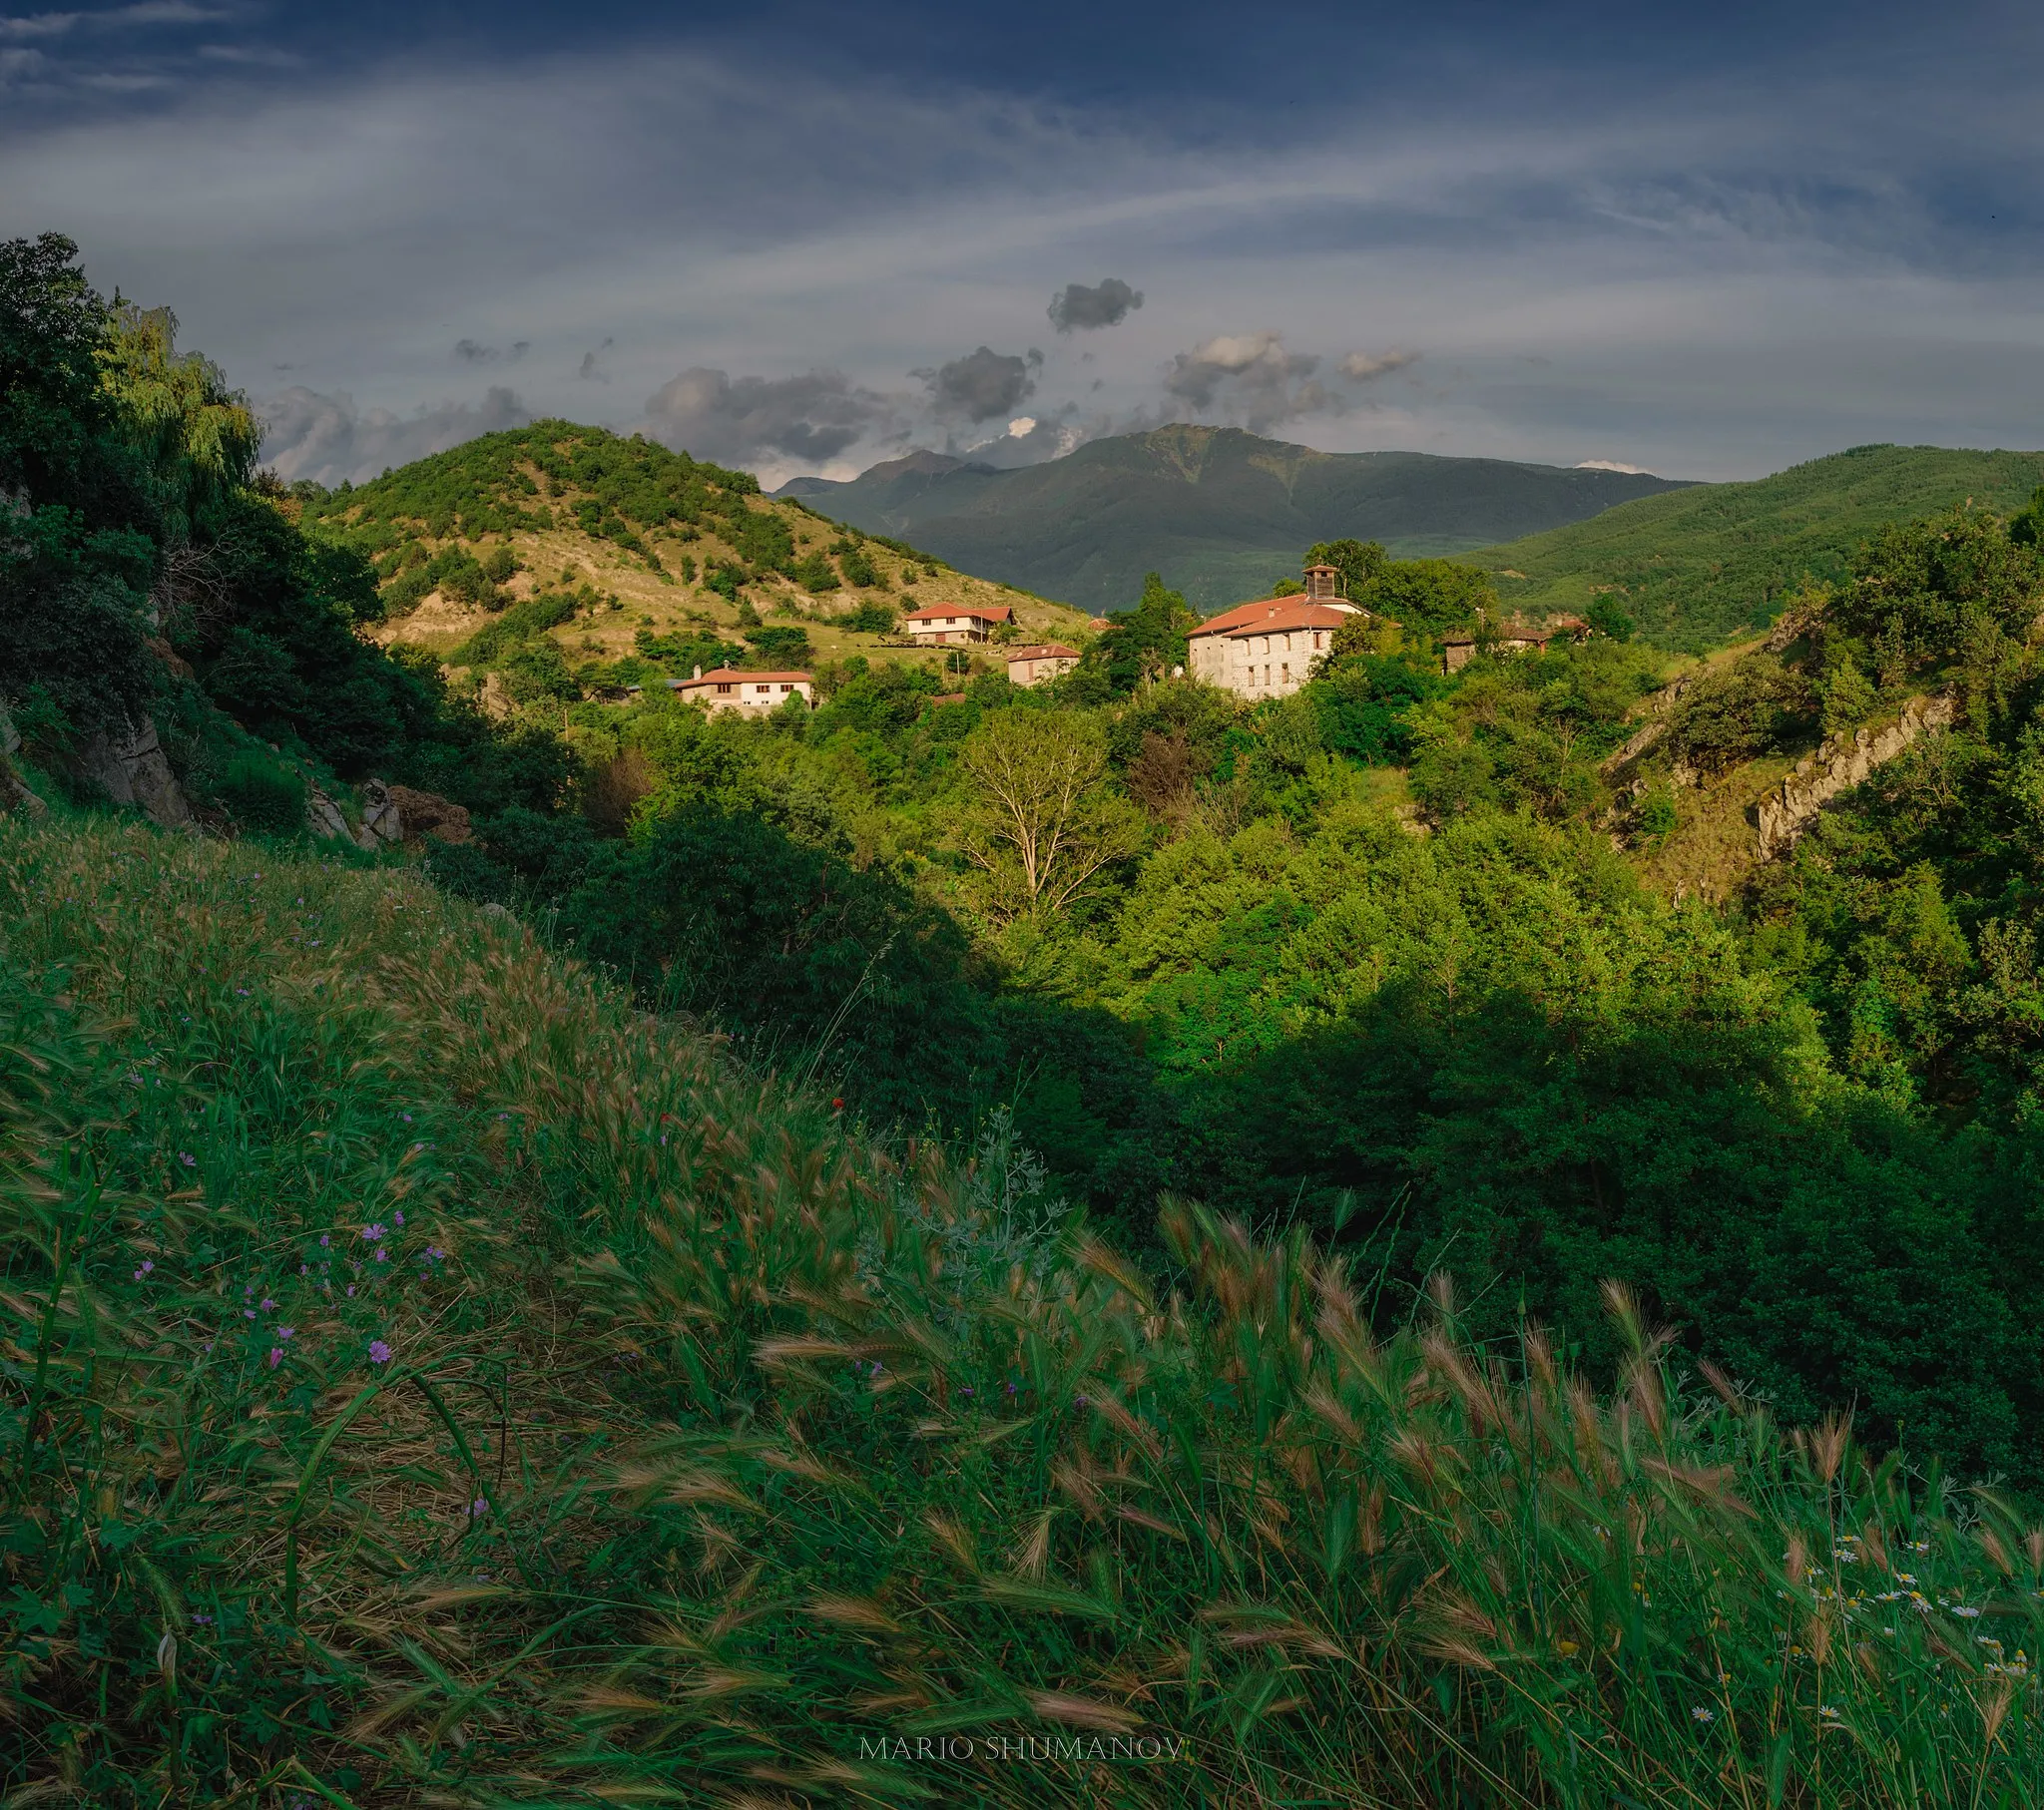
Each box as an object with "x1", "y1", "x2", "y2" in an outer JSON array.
[{"x1": 666, "y1": 564, "x2": 1583, "y2": 715}]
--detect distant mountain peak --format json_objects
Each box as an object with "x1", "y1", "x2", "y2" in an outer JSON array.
[{"x1": 775, "y1": 426, "x2": 1691, "y2": 613}]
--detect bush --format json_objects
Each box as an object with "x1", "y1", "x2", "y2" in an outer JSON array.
[
  {"x1": 792, "y1": 551, "x2": 840, "y2": 593},
  {"x1": 207, "y1": 749, "x2": 305, "y2": 835},
  {"x1": 847, "y1": 600, "x2": 896, "y2": 635}
]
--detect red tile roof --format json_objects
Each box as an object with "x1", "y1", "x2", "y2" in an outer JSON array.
[
  {"x1": 1191, "y1": 596, "x2": 1355, "y2": 639},
  {"x1": 672, "y1": 669, "x2": 813, "y2": 687},
  {"x1": 1193, "y1": 599, "x2": 1351, "y2": 641},
  {"x1": 1006, "y1": 643, "x2": 1079, "y2": 662},
  {"x1": 899, "y1": 604, "x2": 1013, "y2": 625}
]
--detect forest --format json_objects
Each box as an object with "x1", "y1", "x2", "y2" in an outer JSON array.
[{"x1": 10, "y1": 230, "x2": 2044, "y2": 1806}]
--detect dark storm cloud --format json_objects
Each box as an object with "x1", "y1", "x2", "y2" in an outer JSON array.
[
  {"x1": 918, "y1": 345, "x2": 1039, "y2": 423},
  {"x1": 1163, "y1": 331, "x2": 1333, "y2": 430},
  {"x1": 454, "y1": 337, "x2": 528, "y2": 364},
  {"x1": 257, "y1": 384, "x2": 531, "y2": 487},
  {"x1": 640, "y1": 365, "x2": 899, "y2": 463},
  {"x1": 1047, "y1": 276, "x2": 1144, "y2": 332}
]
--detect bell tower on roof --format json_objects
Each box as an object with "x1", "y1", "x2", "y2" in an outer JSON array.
[{"x1": 1303, "y1": 563, "x2": 1341, "y2": 601}]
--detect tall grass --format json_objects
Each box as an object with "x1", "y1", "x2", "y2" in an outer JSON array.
[{"x1": 4, "y1": 812, "x2": 2041, "y2": 1807}]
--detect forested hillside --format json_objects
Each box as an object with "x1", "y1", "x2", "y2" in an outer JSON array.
[
  {"x1": 13, "y1": 230, "x2": 2044, "y2": 1806},
  {"x1": 780, "y1": 424, "x2": 1688, "y2": 613},
  {"x1": 1472, "y1": 442, "x2": 2044, "y2": 649}
]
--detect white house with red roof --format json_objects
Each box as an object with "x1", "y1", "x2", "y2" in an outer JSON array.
[
  {"x1": 1187, "y1": 565, "x2": 1360, "y2": 701},
  {"x1": 898, "y1": 603, "x2": 1013, "y2": 646},
  {"x1": 1005, "y1": 642, "x2": 1079, "y2": 686},
  {"x1": 671, "y1": 667, "x2": 814, "y2": 714}
]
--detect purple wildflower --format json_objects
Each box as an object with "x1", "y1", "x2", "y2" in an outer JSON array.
[
  {"x1": 140, "y1": 1259, "x2": 154, "y2": 1274},
  {"x1": 346, "y1": 1284, "x2": 355, "y2": 1297},
  {"x1": 361, "y1": 1223, "x2": 385, "y2": 1241},
  {"x1": 180, "y1": 1152, "x2": 197, "y2": 1167},
  {"x1": 260, "y1": 1297, "x2": 274, "y2": 1310},
  {"x1": 401, "y1": 1113, "x2": 412, "y2": 1123},
  {"x1": 374, "y1": 1247, "x2": 387, "y2": 1263},
  {"x1": 277, "y1": 1326, "x2": 294, "y2": 1339},
  {"x1": 319, "y1": 1233, "x2": 329, "y2": 1247},
  {"x1": 468, "y1": 1497, "x2": 489, "y2": 1518},
  {"x1": 244, "y1": 1309, "x2": 256, "y2": 1319},
  {"x1": 367, "y1": 1339, "x2": 392, "y2": 1365},
  {"x1": 394, "y1": 1209, "x2": 405, "y2": 1226},
  {"x1": 267, "y1": 1348, "x2": 283, "y2": 1369}
]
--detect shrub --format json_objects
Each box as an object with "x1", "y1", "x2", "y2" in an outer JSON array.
[{"x1": 207, "y1": 749, "x2": 305, "y2": 834}]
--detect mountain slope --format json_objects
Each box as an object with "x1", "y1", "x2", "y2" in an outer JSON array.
[
  {"x1": 780, "y1": 424, "x2": 1692, "y2": 613},
  {"x1": 1471, "y1": 442, "x2": 2044, "y2": 649},
  {"x1": 298, "y1": 422, "x2": 1092, "y2": 682}
]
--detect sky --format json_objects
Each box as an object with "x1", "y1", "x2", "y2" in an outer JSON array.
[{"x1": 3, "y1": 0, "x2": 2041, "y2": 489}]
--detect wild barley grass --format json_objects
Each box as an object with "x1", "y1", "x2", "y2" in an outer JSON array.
[{"x1": 4, "y1": 813, "x2": 2042, "y2": 1807}]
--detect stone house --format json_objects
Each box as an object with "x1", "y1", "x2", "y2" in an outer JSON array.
[
  {"x1": 671, "y1": 667, "x2": 814, "y2": 714},
  {"x1": 1005, "y1": 643, "x2": 1080, "y2": 686},
  {"x1": 898, "y1": 604, "x2": 1014, "y2": 646},
  {"x1": 1186, "y1": 564, "x2": 1359, "y2": 701},
  {"x1": 1440, "y1": 616, "x2": 1590, "y2": 674}
]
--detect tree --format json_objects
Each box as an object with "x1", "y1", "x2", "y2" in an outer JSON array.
[
  {"x1": 956, "y1": 710, "x2": 1145, "y2": 922},
  {"x1": 1368, "y1": 559, "x2": 1498, "y2": 636},
  {"x1": 1304, "y1": 537, "x2": 1388, "y2": 601},
  {"x1": 1086, "y1": 572, "x2": 1199, "y2": 694},
  {"x1": 1832, "y1": 505, "x2": 2043, "y2": 673}
]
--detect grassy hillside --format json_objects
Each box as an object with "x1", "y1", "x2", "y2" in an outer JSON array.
[
  {"x1": 299, "y1": 422, "x2": 1094, "y2": 694},
  {"x1": 781, "y1": 425, "x2": 1690, "y2": 614},
  {"x1": 1471, "y1": 443, "x2": 2044, "y2": 649},
  {"x1": 9, "y1": 810, "x2": 2044, "y2": 1808}
]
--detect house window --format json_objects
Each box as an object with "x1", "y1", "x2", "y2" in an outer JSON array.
[
  {"x1": 756, "y1": 685, "x2": 770, "y2": 695},
  {"x1": 1281, "y1": 664, "x2": 1289, "y2": 680},
  {"x1": 715, "y1": 683, "x2": 733, "y2": 694},
  {"x1": 1314, "y1": 633, "x2": 1323, "y2": 649},
  {"x1": 778, "y1": 683, "x2": 791, "y2": 693}
]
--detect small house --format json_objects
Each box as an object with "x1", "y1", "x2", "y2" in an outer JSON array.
[
  {"x1": 898, "y1": 604, "x2": 1014, "y2": 646},
  {"x1": 671, "y1": 667, "x2": 814, "y2": 714},
  {"x1": 1005, "y1": 643, "x2": 1080, "y2": 687}
]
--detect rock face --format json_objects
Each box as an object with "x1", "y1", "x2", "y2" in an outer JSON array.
[
  {"x1": 1601, "y1": 674, "x2": 1695, "y2": 773},
  {"x1": 384, "y1": 784, "x2": 473, "y2": 845},
  {"x1": 358, "y1": 778, "x2": 405, "y2": 846},
  {"x1": 1756, "y1": 693, "x2": 1957, "y2": 859},
  {"x1": 0, "y1": 705, "x2": 46, "y2": 818},
  {"x1": 71, "y1": 716, "x2": 193, "y2": 829}
]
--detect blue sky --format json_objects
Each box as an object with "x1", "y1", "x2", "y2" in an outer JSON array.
[{"x1": 4, "y1": 0, "x2": 2040, "y2": 487}]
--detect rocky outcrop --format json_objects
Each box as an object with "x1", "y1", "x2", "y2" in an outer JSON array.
[
  {"x1": 1600, "y1": 674, "x2": 1695, "y2": 773},
  {"x1": 305, "y1": 781, "x2": 355, "y2": 844},
  {"x1": 385, "y1": 784, "x2": 473, "y2": 845},
  {"x1": 0, "y1": 705, "x2": 46, "y2": 818},
  {"x1": 1756, "y1": 692, "x2": 1957, "y2": 859},
  {"x1": 358, "y1": 778, "x2": 404, "y2": 846},
  {"x1": 69, "y1": 716, "x2": 193, "y2": 829}
]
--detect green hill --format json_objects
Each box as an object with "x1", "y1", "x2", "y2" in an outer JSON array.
[
  {"x1": 295, "y1": 421, "x2": 1092, "y2": 684},
  {"x1": 780, "y1": 424, "x2": 1691, "y2": 613},
  {"x1": 1471, "y1": 442, "x2": 2044, "y2": 648}
]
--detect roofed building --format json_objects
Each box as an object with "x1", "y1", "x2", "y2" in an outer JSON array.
[
  {"x1": 1005, "y1": 643, "x2": 1080, "y2": 686},
  {"x1": 671, "y1": 668, "x2": 814, "y2": 713},
  {"x1": 898, "y1": 604, "x2": 1014, "y2": 646},
  {"x1": 1187, "y1": 564, "x2": 1360, "y2": 701}
]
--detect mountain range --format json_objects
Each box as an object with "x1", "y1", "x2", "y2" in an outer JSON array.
[{"x1": 777, "y1": 424, "x2": 1692, "y2": 613}]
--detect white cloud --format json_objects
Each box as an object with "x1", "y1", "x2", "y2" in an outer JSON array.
[{"x1": 1575, "y1": 458, "x2": 1648, "y2": 473}]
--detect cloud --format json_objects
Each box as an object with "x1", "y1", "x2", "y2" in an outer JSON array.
[
  {"x1": 1163, "y1": 330, "x2": 1334, "y2": 430},
  {"x1": 1047, "y1": 276, "x2": 1144, "y2": 332},
  {"x1": 1575, "y1": 458, "x2": 1648, "y2": 473},
  {"x1": 0, "y1": 2, "x2": 228, "y2": 36},
  {"x1": 454, "y1": 337, "x2": 528, "y2": 364},
  {"x1": 640, "y1": 365, "x2": 899, "y2": 465},
  {"x1": 256, "y1": 384, "x2": 531, "y2": 488},
  {"x1": 576, "y1": 337, "x2": 614, "y2": 382},
  {"x1": 919, "y1": 344, "x2": 1038, "y2": 423},
  {"x1": 1338, "y1": 348, "x2": 1420, "y2": 382}
]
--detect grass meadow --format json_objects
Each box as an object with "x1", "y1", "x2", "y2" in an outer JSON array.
[{"x1": 5, "y1": 812, "x2": 2044, "y2": 1807}]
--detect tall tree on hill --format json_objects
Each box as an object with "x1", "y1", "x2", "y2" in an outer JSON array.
[
  {"x1": 1086, "y1": 571, "x2": 1199, "y2": 695},
  {"x1": 955, "y1": 711, "x2": 1145, "y2": 922}
]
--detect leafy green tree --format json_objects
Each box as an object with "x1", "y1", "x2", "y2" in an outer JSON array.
[
  {"x1": 1585, "y1": 594, "x2": 1635, "y2": 641},
  {"x1": 1086, "y1": 572, "x2": 1198, "y2": 694},
  {"x1": 793, "y1": 551, "x2": 840, "y2": 593},
  {"x1": 1818, "y1": 650, "x2": 1877, "y2": 735},
  {"x1": 955, "y1": 710, "x2": 1145, "y2": 922},
  {"x1": 1303, "y1": 537, "x2": 1388, "y2": 600},
  {"x1": 1831, "y1": 504, "x2": 2043, "y2": 674}
]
